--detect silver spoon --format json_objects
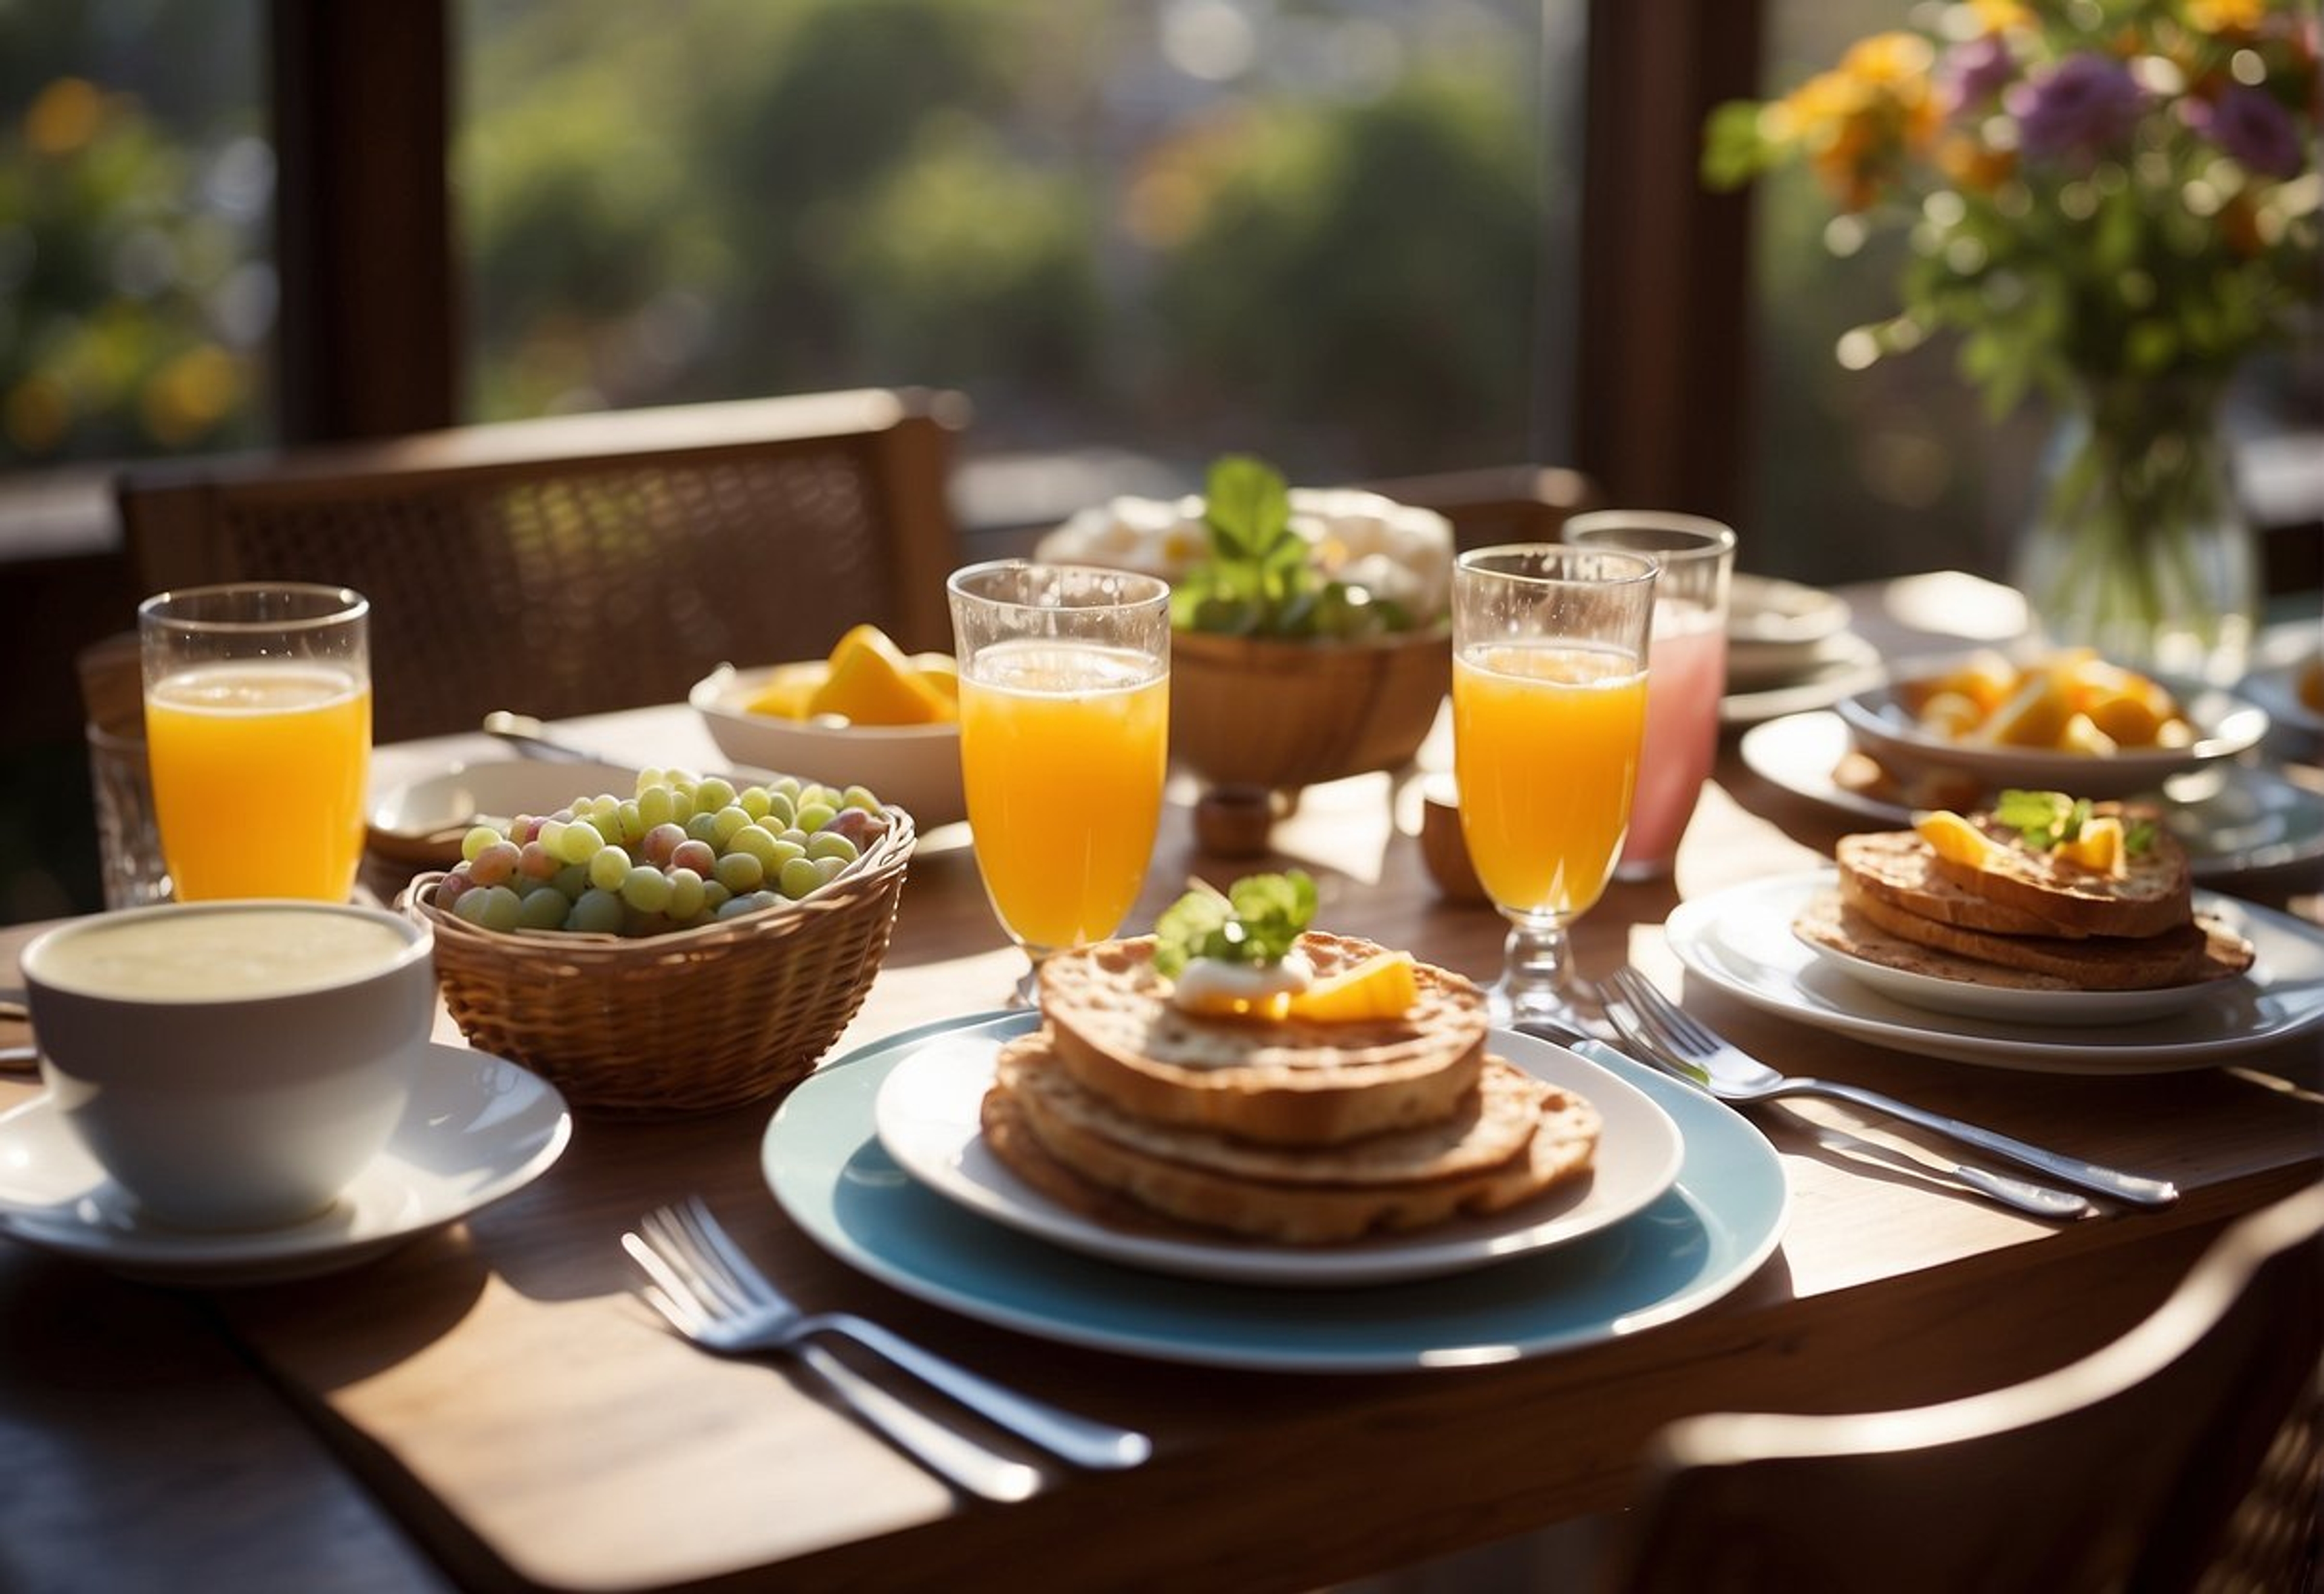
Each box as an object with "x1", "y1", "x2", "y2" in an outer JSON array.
[{"x1": 481, "y1": 710, "x2": 605, "y2": 763}]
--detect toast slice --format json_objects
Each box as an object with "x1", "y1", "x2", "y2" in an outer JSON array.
[
  {"x1": 983, "y1": 1031, "x2": 1599, "y2": 1244},
  {"x1": 1037, "y1": 931, "x2": 1491, "y2": 1147},
  {"x1": 1922, "y1": 807, "x2": 2192, "y2": 939},
  {"x1": 1801, "y1": 879, "x2": 2253, "y2": 992},
  {"x1": 1837, "y1": 830, "x2": 2084, "y2": 939}
]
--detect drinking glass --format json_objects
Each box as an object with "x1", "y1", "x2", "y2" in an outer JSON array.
[
  {"x1": 1562, "y1": 511, "x2": 1735, "y2": 879},
  {"x1": 1451, "y1": 545, "x2": 1656, "y2": 1028},
  {"x1": 137, "y1": 583, "x2": 372, "y2": 902},
  {"x1": 947, "y1": 560, "x2": 1171, "y2": 1003}
]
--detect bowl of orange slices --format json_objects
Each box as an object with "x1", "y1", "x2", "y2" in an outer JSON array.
[
  {"x1": 691, "y1": 625, "x2": 967, "y2": 830},
  {"x1": 1834, "y1": 648, "x2": 2268, "y2": 799}
]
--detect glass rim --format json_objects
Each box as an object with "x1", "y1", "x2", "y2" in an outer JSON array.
[
  {"x1": 1457, "y1": 542, "x2": 1659, "y2": 588},
  {"x1": 945, "y1": 557, "x2": 1171, "y2": 612},
  {"x1": 137, "y1": 582, "x2": 370, "y2": 633},
  {"x1": 1562, "y1": 510, "x2": 1737, "y2": 564}
]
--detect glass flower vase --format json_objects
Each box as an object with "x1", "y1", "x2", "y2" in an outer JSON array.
[{"x1": 2009, "y1": 376, "x2": 2260, "y2": 686}]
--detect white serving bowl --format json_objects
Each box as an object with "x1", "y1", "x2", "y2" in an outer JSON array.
[
  {"x1": 1834, "y1": 672, "x2": 2269, "y2": 800},
  {"x1": 689, "y1": 663, "x2": 967, "y2": 831}
]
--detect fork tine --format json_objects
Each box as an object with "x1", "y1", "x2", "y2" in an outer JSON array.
[
  {"x1": 621, "y1": 1229, "x2": 713, "y2": 1330},
  {"x1": 1614, "y1": 968, "x2": 1715, "y2": 1055},
  {"x1": 675, "y1": 1197, "x2": 783, "y2": 1311},
  {"x1": 635, "y1": 1206, "x2": 750, "y2": 1317}
]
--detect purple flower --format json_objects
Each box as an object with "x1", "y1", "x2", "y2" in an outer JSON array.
[
  {"x1": 2006, "y1": 54, "x2": 2145, "y2": 166},
  {"x1": 2184, "y1": 84, "x2": 2305, "y2": 180},
  {"x1": 1941, "y1": 34, "x2": 2017, "y2": 117}
]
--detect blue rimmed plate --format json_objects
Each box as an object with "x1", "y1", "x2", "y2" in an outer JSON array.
[{"x1": 762, "y1": 1012, "x2": 1788, "y2": 1372}]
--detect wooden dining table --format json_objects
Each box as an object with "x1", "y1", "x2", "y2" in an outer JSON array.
[{"x1": 3, "y1": 574, "x2": 2319, "y2": 1594}]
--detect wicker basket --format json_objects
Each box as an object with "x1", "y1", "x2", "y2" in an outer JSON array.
[
  {"x1": 402, "y1": 809, "x2": 915, "y2": 1116},
  {"x1": 1170, "y1": 625, "x2": 1451, "y2": 792}
]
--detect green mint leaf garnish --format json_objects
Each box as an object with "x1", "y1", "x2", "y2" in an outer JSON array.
[
  {"x1": 1169, "y1": 454, "x2": 1411, "y2": 641},
  {"x1": 1152, "y1": 869, "x2": 1318, "y2": 977}
]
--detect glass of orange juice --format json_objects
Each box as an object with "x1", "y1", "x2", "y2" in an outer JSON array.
[
  {"x1": 1451, "y1": 545, "x2": 1656, "y2": 1028},
  {"x1": 137, "y1": 583, "x2": 372, "y2": 902},
  {"x1": 947, "y1": 560, "x2": 1170, "y2": 1004}
]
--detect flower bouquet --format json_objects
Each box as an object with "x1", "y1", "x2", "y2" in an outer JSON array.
[{"x1": 1705, "y1": 0, "x2": 2320, "y2": 680}]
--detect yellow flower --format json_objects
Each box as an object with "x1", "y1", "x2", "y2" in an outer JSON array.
[
  {"x1": 1965, "y1": 0, "x2": 2032, "y2": 31},
  {"x1": 1839, "y1": 31, "x2": 1935, "y2": 87},
  {"x1": 2185, "y1": 0, "x2": 2267, "y2": 33}
]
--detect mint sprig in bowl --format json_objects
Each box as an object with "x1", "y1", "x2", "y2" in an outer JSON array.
[{"x1": 1043, "y1": 456, "x2": 1454, "y2": 819}]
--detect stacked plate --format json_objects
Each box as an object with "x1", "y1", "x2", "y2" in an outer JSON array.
[
  {"x1": 1721, "y1": 573, "x2": 1883, "y2": 725},
  {"x1": 761, "y1": 1012, "x2": 1792, "y2": 1372}
]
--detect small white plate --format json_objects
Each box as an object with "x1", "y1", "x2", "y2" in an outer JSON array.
[
  {"x1": 1793, "y1": 921, "x2": 2227, "y2": 1026},
  {"x1": 0, "y1": 1044, "x2": 571, "y2": 1284},
  {"x1": 1833, "y1": 675, "x2": 2268, "y2": 799},
  {"x1": 369, "y1": 758, "x2": 643, "y2": 844},
  {"x1": 871, "y1": 1021, "x2": 1684, "y2": 1288},
  {"x1": 1666, "y1": 871, "x2": 2324, "y2": 1074},
  {"x1": 1738, "y1": 710, "x2": 2324, "y2": 882}
]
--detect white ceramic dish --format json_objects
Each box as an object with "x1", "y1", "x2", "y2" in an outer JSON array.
[
  {"x1": 2244, "y1": 649, "x2": 2323, "y2": 746},
  {"x1": 690, "y1": 663, "x2": 967, "y2": 831},
  {"x1": 1726, "y1": 573, "x2": 1856, "y2": 683},
  {"x1": 871, "y1": 1020, "x2": 1684, "y2": 1288},
  {"x1": 1833, "y1": 675, "x2": 2268, "y2": 799},
  {"x1": 0, "y1": 1043, "x2": 570, "y2": 1284},
  {"x1": 1665, "y1": 871, "x2": 2324, "y2": 1074},
  {"x1": 764, "y1": 1011, "x2": 1789, "y2": 1371},
  {"x1": 1793, "y1": 922, "x2": 2227, "y2": 1026},
  {"x1": 1738, "y1": 710, "x2": 2324, "y2": 882},
  {"x1": 369, "y1": 758, "x2": 642, "y2": 845}
]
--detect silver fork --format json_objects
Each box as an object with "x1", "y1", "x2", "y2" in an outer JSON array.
[
  {"x1": 1509, "y1": 1015, "x2": 2093, "y2": 1220},
  {"x1": 624, "y1": 1199, "x2": 1151, "y2": 1494},
  {"x1": 1604, "y1": 967, "x2": 2177, "y2": 1210}
]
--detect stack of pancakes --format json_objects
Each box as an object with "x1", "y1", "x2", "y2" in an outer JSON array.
[
  {"x1": 980, "y1": 930, "x2": 1601, "y2": 1245},
  {"x1": 1794, "y1": 815, "x2": 2254, "y2": 992}
]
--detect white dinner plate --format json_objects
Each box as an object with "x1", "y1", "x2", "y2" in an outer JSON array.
[
  {"x1": 763, "y1": 1011, "x2": 1789, "y2": 1372},
  {"x1": 870, "y1": 1021, "x2": 1684, "y2": 1287},
  {"x1": 0, "y1": 1044, "x2": 571, "y2": 1284},
  {"x1": 1666, "y1": 871, "x2": 2324, "y2": 1074},
  {"x1": 1738, "y1": 710, "x2": 2324, "y2": 881}
]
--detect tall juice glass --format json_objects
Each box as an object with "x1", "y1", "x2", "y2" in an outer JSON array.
[
  {"x1": 1563, "y1": 511, "x2": 1735, "y2": 879},
  {"x1": 138, "y1": 583, "x2": 372, "y2": 902},
  {"x1": 1452, "y1": 545, "x2": 1656, "y2": 1027},
  {"x1": 948, "y1": 561, "x2": 1170, "y2": 1002}
]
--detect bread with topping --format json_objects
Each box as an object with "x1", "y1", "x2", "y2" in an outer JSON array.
[
  {"x1": 1922, "y1": 807, "x2": 2192, "y2": 940},
  {"x1": 982, "y1": 1030, "x2": 1600, "y2": 1244},
  {"x1": 1036, "y1": 931, "x2": 1490, "y2": 1147},
  {"x1": 1836, "y1": 830, "x2": 2084, "y2": 939}
]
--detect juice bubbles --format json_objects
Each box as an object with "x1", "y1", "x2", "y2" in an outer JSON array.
[
  {"x1": 1452, "y1": 641, "x2": 1647, "y2": 922},
  {"x1": 1618, "y1": 605, "x2": 1728, "y2": 876},
  {"x1": 145, "y1": 660, "x2": 372, "y2": 901},
  {"x1": 959, "y1": 640, "x2": 1169, "y2": 956}
]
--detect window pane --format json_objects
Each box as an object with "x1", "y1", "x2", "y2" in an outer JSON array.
[
  {"x1": 455, "y1": 0, "x2": 1572, "y2": 503},
  {"x1": 0, "y1": 0, "x2": 273, "y2": 469}
]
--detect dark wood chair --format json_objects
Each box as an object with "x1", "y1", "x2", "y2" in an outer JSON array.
[
  {"x1": 117, "y1": 389, "x2": 970, "y2": 742},
  {"x1": 1603, "y1": 1181, "x2": 2324, "y2": 1594}
]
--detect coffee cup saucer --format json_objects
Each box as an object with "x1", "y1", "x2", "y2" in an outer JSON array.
[{"x1": 0, "y1": 1044, "x2": 570, "y2": 1285}]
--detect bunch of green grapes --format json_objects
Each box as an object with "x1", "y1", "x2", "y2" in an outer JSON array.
[{"x1": 432, "y1": 767, "x2": 889, "y2": 937}]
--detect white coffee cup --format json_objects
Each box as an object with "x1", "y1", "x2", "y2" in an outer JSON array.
[{"x1": 21, "y1": 901, "x2": 436, "y2": 1231}]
